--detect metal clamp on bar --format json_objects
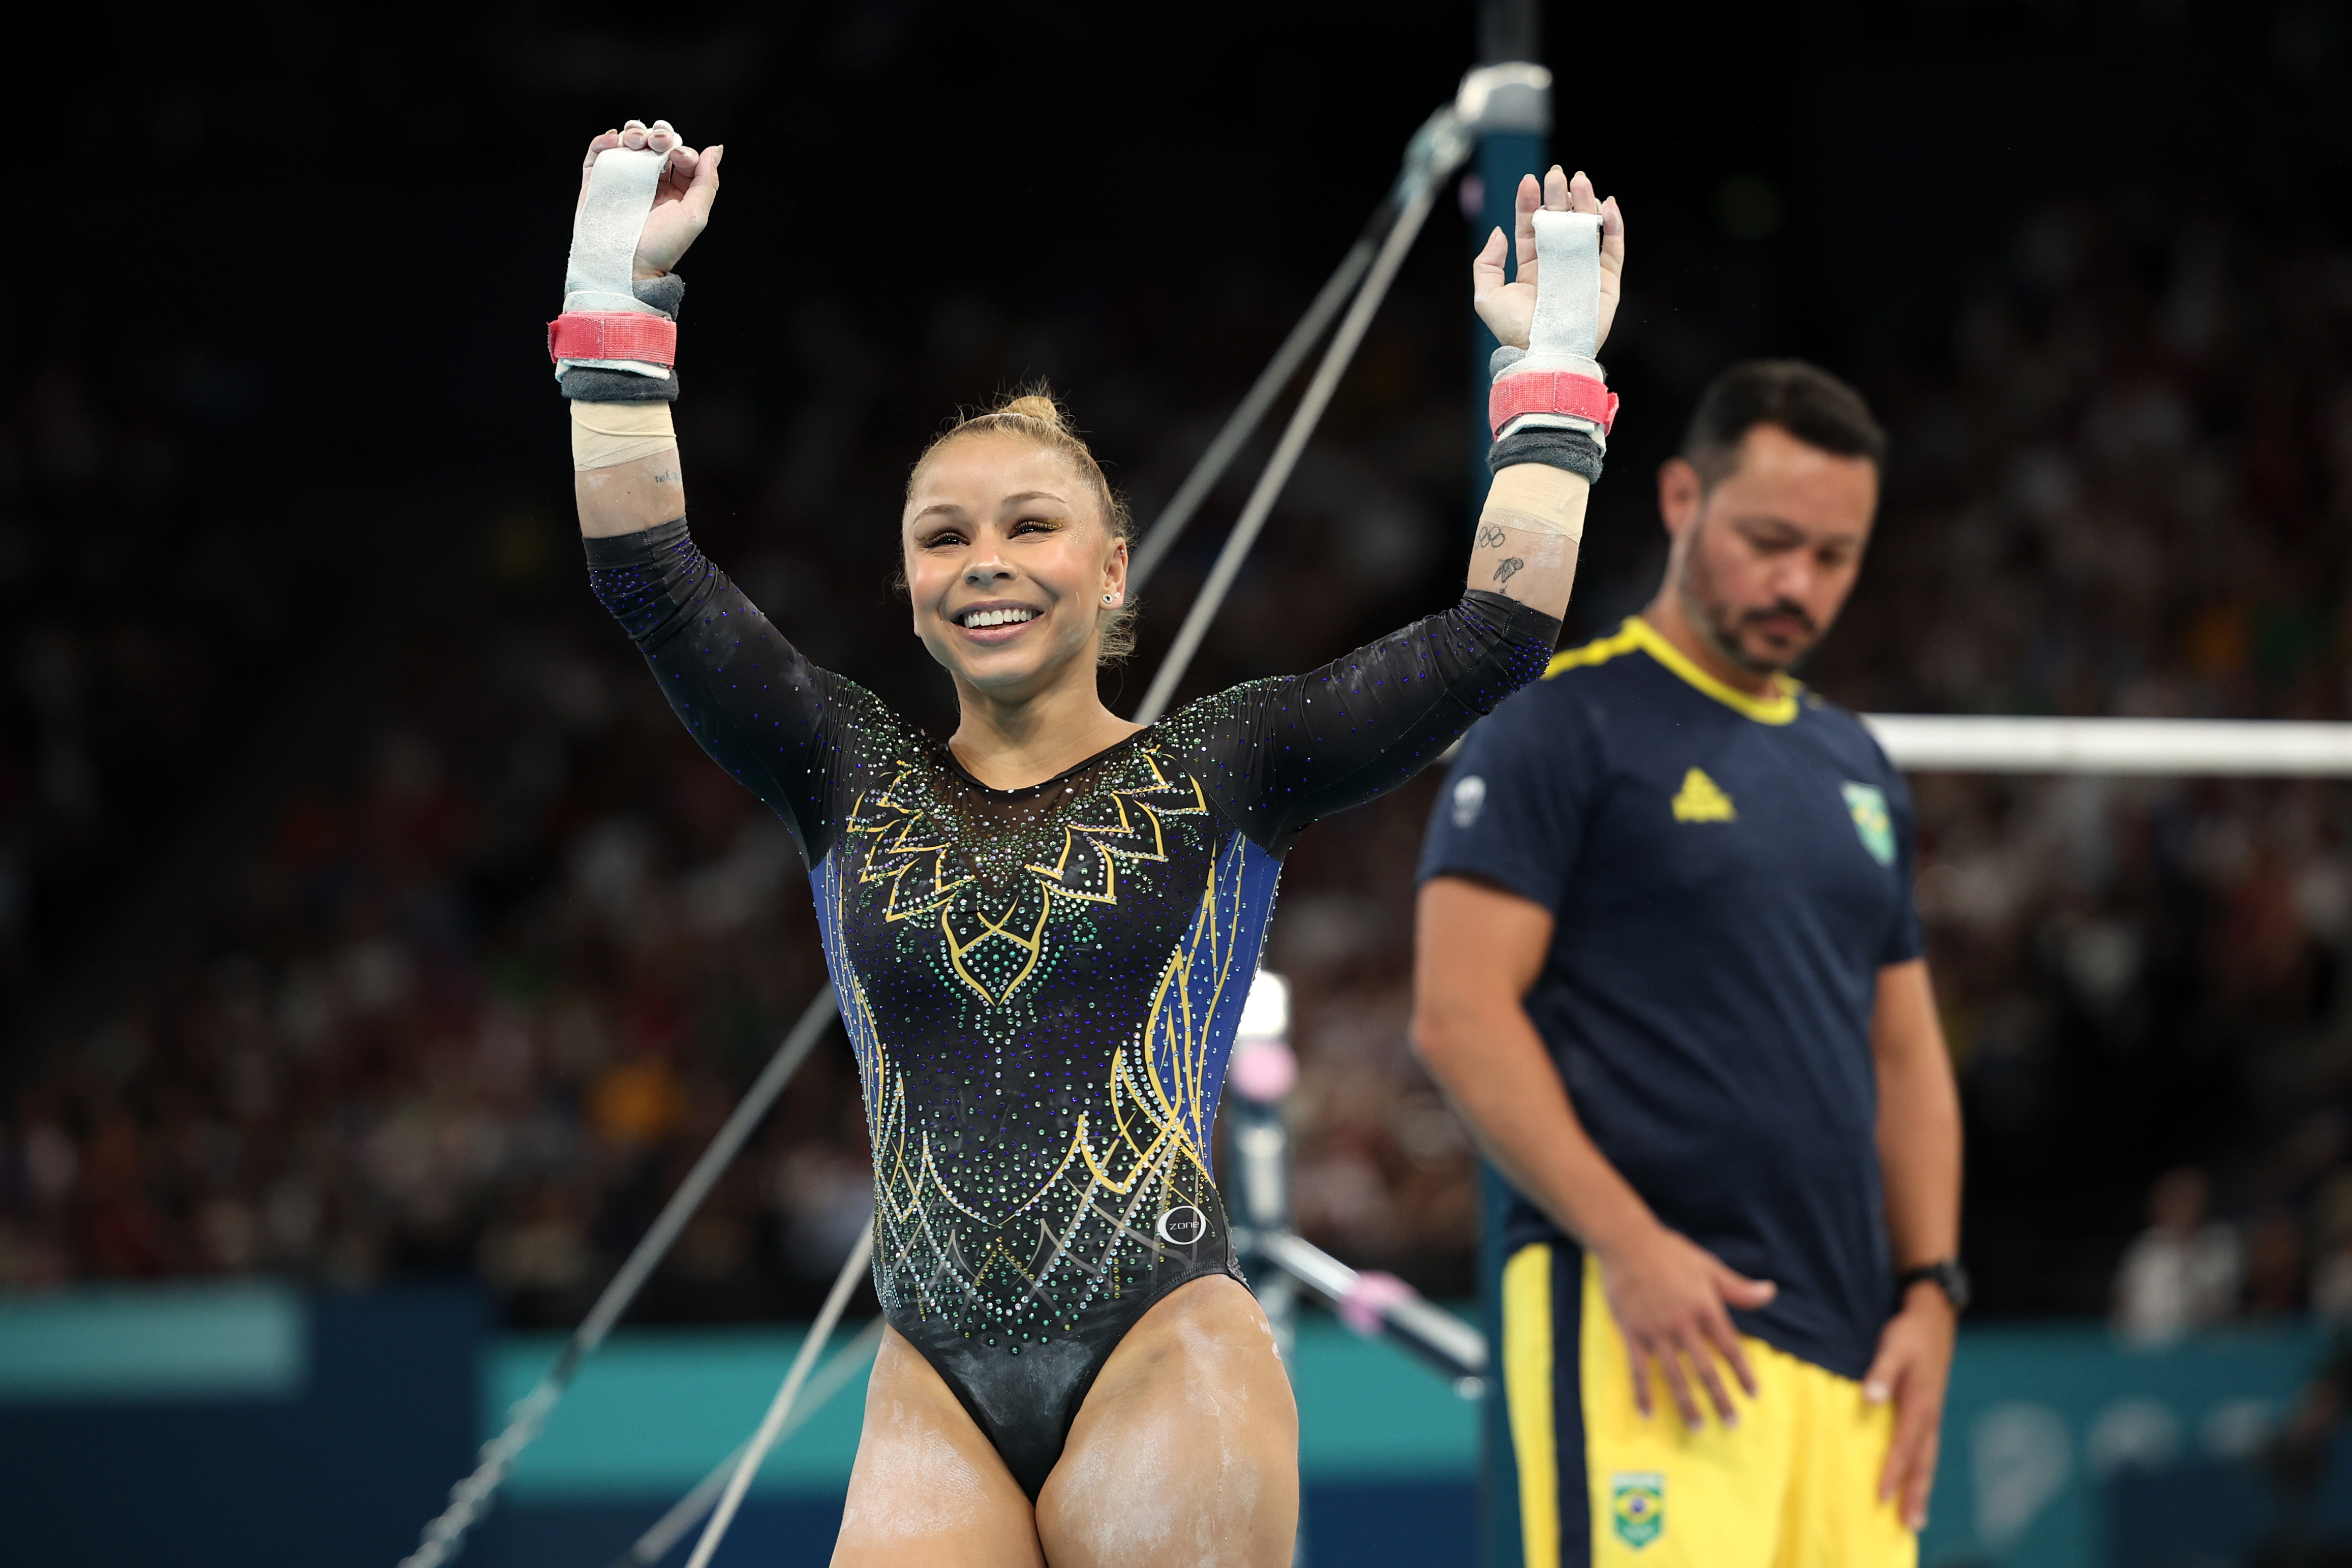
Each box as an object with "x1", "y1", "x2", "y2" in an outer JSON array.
[
  {"x1": 1394, "y1": 103, "x2": 1476, "y2": 206},
  {"x1": 1455, "y1": 61, "x2": 1553, "y2": 136}
]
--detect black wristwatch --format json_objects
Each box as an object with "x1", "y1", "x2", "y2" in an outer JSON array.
[{"x1": 1896, "y1": 1259, "x2": 1971, "y2": 1314}]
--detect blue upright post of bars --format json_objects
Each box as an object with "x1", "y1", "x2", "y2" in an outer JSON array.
[{"x1": 1469, "y1": 5, "x2": 1546, "y2": 1567}]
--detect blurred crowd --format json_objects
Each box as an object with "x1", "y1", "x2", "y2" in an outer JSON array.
[
  {"x1": 1817, "y1": 195, "x2": 2352, "y2": 1315},
  {"x1": 0, "y1": 354, "x2": 285, "y2": 1021},
  {"x1": 0, "y1": 509, "x2": 864, "y2": 1316},
  {"x1": 5, "y1": 186, "x2": 2352, "y2": 1325}
]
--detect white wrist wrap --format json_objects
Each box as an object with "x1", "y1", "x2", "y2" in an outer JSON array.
[
  {"x1": 571, "y1": 399, "x2": 677, "y2": 471},
  {"x1": 1482, "y1": 461, "x2": 1588, "y2": 543},
  {"x1": 1492, "y1": 208, "x2": 1614, "y2": 446},
  {"x1": 554, "y1": 147, "x2": 671, "y2": 381}
]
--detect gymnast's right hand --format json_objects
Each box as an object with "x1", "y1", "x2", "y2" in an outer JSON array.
[{"x1": 577, "y1": 119, "x2": 724, "y2": 280}]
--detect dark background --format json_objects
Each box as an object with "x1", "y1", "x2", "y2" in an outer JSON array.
[{"x1": 5, "y1": 0, "x2": 2352, "y2": 1326}]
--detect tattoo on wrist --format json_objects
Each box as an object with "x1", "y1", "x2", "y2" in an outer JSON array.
[
  {"x1": 652, "y1": 469, "x2": 678, "y2": 485},
  {"x1": 1491, "y1": 556, "x2": 1525, "y2": 588},
  {"x1": 1476, "y1": 524, "x2": 1508, "y2": 550}
]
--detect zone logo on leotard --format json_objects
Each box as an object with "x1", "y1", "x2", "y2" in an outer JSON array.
[{"x1": 1156, "y1": 1205, "x2": 1209, "y2": 1245}]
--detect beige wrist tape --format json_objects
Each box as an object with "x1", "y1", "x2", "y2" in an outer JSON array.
[
  {"x1": 570, "y1": 399, "x2": 678, "y2": 472},
  {"x1": 1482, "y1": 461, "x2": 1590, "y2": 543}
]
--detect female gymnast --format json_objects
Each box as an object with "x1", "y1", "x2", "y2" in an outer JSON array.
[{"x1": 559, "y1": 118, "x2": 1624, "y2": 1566}]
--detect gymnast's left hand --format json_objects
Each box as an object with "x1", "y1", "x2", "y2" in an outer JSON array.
[
  {"x1": 1471, "y1": 166, "x2": 1624, "y2": 352},
  {"x1": 576, "y1": 118, "x2": 725, "y2": 279}
]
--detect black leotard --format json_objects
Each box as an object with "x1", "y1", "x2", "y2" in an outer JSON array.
[{"x1": 589, "y1": 518, "x2": 1558, "y2": 1496}]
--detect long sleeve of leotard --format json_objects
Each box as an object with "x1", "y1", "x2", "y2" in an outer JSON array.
[
  {"x1": 584, "y1": 517, "x2": 891, "y2": 863},
  {"x1": 1159, "y1": 589, "x2": 1560, "y2": 856},
  {"x1": 590, "y1": 519, "x2": 1559, "y2": 863}
]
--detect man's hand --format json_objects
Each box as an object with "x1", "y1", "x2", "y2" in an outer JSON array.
[
  {"x1": 1597, "y1": 1222, "x2": 1777, "y2": 1428},
  {"x1": 1863, "y1": 1283, "x2": 1956, "y2": 1531},
  {"x1": 1471, "y1": 165, "x2": 1625, "y2": 352},
  {"x1": 577, "y1": 119, "x2": 725, "y2": 280}
]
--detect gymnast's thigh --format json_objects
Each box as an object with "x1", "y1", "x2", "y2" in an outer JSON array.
[
  {"x1": 1034, "y1": 1274, "x2": 1299, "y2": 1568},
  {"x1": 832, "y1": 1326, "x2": 1044, "y2": 1568}
]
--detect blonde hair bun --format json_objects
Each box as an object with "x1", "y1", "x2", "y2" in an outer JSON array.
[{"x1": 997, "y1": 393, "x2": 1070, "y2": 433}]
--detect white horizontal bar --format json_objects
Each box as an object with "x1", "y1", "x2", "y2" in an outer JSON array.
[{"x1": 1860, "y1": 716, "x2": 2352, "y2": 777}]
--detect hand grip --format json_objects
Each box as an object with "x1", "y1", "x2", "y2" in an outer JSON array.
[
  {"x1": 564, "y1": 146, "x2": 667, "y2": 316},
  {"x1": 1527, "y1": 208, "x2": 1602, "y2": 363}
]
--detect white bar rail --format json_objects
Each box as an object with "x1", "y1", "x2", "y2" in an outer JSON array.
[{"x1": 1860, "y1": 716, "x2": 2352, "y2": 777}]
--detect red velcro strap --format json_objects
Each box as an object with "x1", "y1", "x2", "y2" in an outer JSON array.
[
  {"x1": 1489, "y1": 371, "x2": 1617, "y2": 438},
  {"x1": 547, "y1": 312, "x2": 678, "y2": 367}
]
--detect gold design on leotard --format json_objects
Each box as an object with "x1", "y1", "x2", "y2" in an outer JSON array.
[
  {"x1": 939, "y1": 894, "x2": 1054, "y2": 1007},
  {"x1": 1143, "y1": 836, "x2": 1251, "y2": 1161},
  {"x1": 831, "y1": 741, "x2": 1252, "y2": 1341},
  {"x1": 1070, "y1": 1106, "x2": 1181, "y2": 1193},
  {"x1": 858, "y1": 846, "x2": 1242, "y2": 1319},
  {"x1": 1023, "y1": 755, "x2": 1209, "y2": 906},
  {"x1": 844, "y1": 747, "x2": 1208, "y2": 1007},
  {"x1": 843, "y1": 767, "x2": 971, "y2": 921},
  {"x1": 1069, "y1": 837, "x2": 1246, "y2": 1194}
]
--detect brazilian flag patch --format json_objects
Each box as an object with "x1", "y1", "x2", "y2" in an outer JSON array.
[
  {"x1": 1611, "y1": 1472, "x2": 1665, "y2": 1549},
  {"x1": 1841, "y1": 781, "x2": 1896, "y2": 867}
]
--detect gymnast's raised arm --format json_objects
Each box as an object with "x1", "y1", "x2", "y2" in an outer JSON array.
[
  {"x1": 564, "y1": 120, "x2": 724, "y2": 539},
  {"x1": 1163, "y1": 163, "x2": 1630, "y2": 851},
  {"x1": 554, "y1": 122, "x2": 887, "y2": 863},
  {"x1": 1458, "y1": 164, "x2": 1625, "y2": 625}
]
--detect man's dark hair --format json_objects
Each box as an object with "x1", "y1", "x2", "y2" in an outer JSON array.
[{"x1": 1681, "y1": 359, "x2": 1887, "y2": 489}]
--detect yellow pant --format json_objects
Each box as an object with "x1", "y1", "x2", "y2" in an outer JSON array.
[{"x1": 1503, "y1": 1244, "x2": 1915, "y2": 1568}]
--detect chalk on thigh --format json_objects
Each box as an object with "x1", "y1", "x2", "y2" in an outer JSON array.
[
  {"x1": 833, "y1": 1330, "x2": 1043, "y2": 1568},
  {"x1": 1036, "y1": 1278, "x2": 1298, "y2": 1568}
]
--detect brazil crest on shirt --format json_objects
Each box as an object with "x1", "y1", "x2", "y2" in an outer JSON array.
[
  {"x1": 1611, "y1": 1472, "x2": 1665, "y2": 1548},
  {"x1": 1417, "y1": 617, "x2": 1925, "y2": 1380}
]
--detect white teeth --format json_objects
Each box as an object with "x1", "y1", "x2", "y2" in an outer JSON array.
[{"x1": 961, "y1": 607, "x2": 1036, "y2": 628}]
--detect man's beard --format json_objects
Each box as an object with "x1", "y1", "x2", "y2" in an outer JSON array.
[{"x1": 1677, "y1": 543, "x2": 1820, "y2": 677}]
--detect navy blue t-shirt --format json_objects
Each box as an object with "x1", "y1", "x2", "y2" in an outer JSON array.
[{"x1": 1416, "y1": 617, "x2": 1924, "y2": 1380}]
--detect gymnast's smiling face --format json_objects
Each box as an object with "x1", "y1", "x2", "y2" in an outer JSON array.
[{"x1": 902, "y1": 433, "x2": 1129, "y2": 704}]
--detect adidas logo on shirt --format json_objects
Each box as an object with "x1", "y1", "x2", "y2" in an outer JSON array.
[{"x1": 1670, "y1": 767, "x2": 1735, "y2": 823}]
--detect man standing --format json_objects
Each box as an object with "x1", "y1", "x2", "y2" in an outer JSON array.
[{"x1": 1412, "y1": 361, "x2": 1962, "y2": 1567}]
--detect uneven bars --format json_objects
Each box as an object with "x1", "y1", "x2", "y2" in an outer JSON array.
[{"x1": 1862, "y1": 715, "x2": 2352, "y2": 777}]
